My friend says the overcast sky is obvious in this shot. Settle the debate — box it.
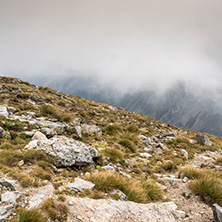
[0,0,222,92]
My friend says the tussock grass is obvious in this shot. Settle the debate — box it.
[85,171,163,203]
[106,125,122,135]
[189,176,222,205]
[180,167,222,205]
[126,124,139,133]
[41,198,68,221]
[19,209,46,222]
[101,147,124,162]
[41,104,72,123]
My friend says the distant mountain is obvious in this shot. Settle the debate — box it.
[27,75,222,136]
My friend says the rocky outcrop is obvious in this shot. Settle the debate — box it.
[25,135,100,167]
[196,134,212,146]
[66,197,176,222]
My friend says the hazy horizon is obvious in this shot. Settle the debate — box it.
[1,0,222,94]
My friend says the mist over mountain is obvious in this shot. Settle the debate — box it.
[25,75,222,137]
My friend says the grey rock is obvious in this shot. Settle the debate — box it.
[0,105,8,119]
[1,191,21,205]
[25,135,100,167]
[215,166,222,171]
[32,131,48,141]
[26,112,36,118]
[0,127,5,138]
[212,204,222,222]
[101,163,119,172]
[109,189,127,201]
[139,135,154,146]
[155,143,168,150]
[181,149,188,160]
[82,124,102,136]
[40,127,57,138]
[173,210,186,218]
[144,147,154,154]
[0,205,14,221]
[139,152,152,158]
[67,178,95,192]
[160,202,178,211]
[7,107,16,114]
[72,126,82,138]
[196,134,212,146]
[163,131,177,137]
[28,184,55,209]
[0,178,17,191]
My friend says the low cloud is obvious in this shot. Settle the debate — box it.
[1,0,222,95]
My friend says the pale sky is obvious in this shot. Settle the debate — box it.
[0,0,222,92]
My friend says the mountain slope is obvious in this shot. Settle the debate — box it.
[28,75,222,136]
[0,76,221,221]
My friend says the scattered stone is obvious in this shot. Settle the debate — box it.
[182,177,188,183]
[18,160,24,166]
[32,131,48,141]
[144,147,154,154]
[0,178,17,191]
[109,189,127,201]
[0,205,14,221]
[0,127,5,137]
[0,105,8,119]
[181,149,188,160]
[163,132,177,137]
[101,163,119,172]
[67,178,95,192]
[7,107,16,114]
[40,127,57,138]
[1,191,21,205]
[155,143,168,150]
[119,171,132,178]
[173,210,186,218]
[82,124,102,136]
[28,184,55,209]
[196,134,212,146]
[139,152,152,158]
[26,112,36,118]
[139,135,153,146]
[25,135,101,167]
[160,202,178,211]
[156,182,167,191]
[72,126,82,138]
[215,166,222,171]
[212,204,222,222]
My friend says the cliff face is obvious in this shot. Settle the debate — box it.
[0,76,221,222]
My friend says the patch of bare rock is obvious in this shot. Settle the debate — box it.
[66,197,176,222]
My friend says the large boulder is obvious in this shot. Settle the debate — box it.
[40,127,57,138]
[25,135,100,167]
[196,135,212,146]
[32,131,48,141]
[0,205,14,221]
